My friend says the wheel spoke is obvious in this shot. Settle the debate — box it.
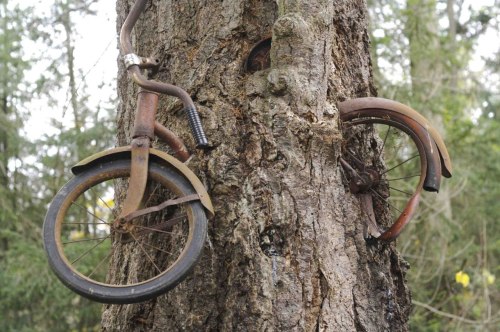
[71,201,110,225]
[382,174,421,182]
[63,236,110,244]
[87,251,113,278]
[71,235,111,264]
[389,186,414,196]
[91,187,114,214]
[343,131,357,144]
[128,231,162,274]
[370,188,403,214]
[376,126,391,160]
[63,222,110,226]
[346,150,366,170]
[380,154,419,175]
[142,241,175,256]
[143,183,162,207]
[134,224,177,235]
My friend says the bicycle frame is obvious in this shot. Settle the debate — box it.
[120,0,207,141]
[73,0,213,221]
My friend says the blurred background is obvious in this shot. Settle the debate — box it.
[0,0,498,330]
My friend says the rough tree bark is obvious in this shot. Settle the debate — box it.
[102,0,411,330]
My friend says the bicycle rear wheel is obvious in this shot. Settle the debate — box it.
[43,159,207,304]
[340,115,430,241]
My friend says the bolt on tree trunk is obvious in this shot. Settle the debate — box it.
[102,0,411,331]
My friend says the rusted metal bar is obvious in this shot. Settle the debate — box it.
[154,122,190,162]
[117,136,151,220]
[119,0,146,55]
[133,90,158,139]
[120,0,209,149]
[122,194,200,222]
[128,66,196,110]
[245,37,272,73]
[119,0,193,106]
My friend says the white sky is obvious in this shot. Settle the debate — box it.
[455,0,498,71]
[21,0,118,141]
[373,0,499,76]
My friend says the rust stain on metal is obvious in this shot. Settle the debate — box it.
[338,97,452,177]
[117,137,151,220]
[338,97,453,242]
[154,121,190,162]
[138,57,160,70]
[133,90,158,139]
[378,189,422,241]
[245,37,272,73]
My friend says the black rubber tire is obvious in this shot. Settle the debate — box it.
[43,159,207,304]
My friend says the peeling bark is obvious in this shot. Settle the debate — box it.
[102,0,411,331]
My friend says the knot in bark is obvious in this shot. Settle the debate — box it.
[273,13,309,40]
[267,69,293,95]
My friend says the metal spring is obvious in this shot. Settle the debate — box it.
[185,107,209,149]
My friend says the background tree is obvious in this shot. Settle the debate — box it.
[102,0,413,330]
[370,0,500,330]
[0,0,29,252]
[0,0,114,330]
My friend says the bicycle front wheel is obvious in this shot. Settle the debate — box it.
[43,159,207,304]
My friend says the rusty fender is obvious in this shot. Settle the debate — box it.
[71,146,214,218]
[338,97,452,178]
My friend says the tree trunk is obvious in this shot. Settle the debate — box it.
[405,0,453,221]
[102,0,411,330]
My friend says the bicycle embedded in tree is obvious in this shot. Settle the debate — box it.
[43,1,452,305]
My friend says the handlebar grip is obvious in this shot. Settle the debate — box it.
[185,106,209,149]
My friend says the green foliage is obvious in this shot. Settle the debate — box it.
[0,0,115,330]
[370,0,500,329]
[0,229,102,332]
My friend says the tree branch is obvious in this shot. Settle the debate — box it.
[413,300,500,325]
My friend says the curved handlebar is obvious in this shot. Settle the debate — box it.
[119,0,209,149]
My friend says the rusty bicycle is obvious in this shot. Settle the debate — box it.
[43,0,213,304]
[338,97,452,241]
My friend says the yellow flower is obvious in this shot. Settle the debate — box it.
[69,230,85,241]
[455,271,470,288]
[483,270,495,285]
[98,198,115,209]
